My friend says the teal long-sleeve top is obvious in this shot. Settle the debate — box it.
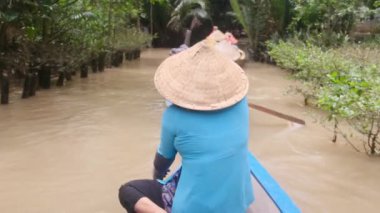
[158,97,254,213]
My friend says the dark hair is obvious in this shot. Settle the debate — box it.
[190,18,213,46]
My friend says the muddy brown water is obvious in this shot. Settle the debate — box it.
[0,49,379,213]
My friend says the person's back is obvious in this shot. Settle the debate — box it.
[118,40,253,213]
[160,98,253,212]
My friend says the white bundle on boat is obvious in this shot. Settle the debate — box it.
[169,44,189,55]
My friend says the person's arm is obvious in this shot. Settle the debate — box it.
[153,152,174,180]
[184,29,192,47]
[153,108,177,180]
[184,17,201,46]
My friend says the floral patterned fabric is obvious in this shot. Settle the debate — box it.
[161,169,182,213]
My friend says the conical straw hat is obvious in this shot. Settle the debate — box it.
[154,40,249,111]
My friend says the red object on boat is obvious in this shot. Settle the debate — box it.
[225,32,238,45]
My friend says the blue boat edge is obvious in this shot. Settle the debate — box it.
[248,152,301,213]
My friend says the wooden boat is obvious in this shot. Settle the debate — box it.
[162,152,300,213]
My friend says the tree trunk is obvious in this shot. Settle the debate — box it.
[133,49,138,59]
[118,51,123,65]
[98,52,106,72]
[91,58,98,73]
[332,119,338,143]
[80,64,88,78]
[22,73,32,98]
[65,71,72,81]
[0,24,9,51]
[150,2,154,36]
[29,72,38,96]
[136,49,141,59]
[112,52,118,66]
[126,51,133,61]
[1,72,9,104]
[56,71,65,87]
[38,66,51,89]
[370,127,379,155]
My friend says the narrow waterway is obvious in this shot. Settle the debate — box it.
[0,49,379,213]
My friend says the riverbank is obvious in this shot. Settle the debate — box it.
[0,49,379,212]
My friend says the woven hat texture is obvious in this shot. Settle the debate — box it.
[154,40,249,111]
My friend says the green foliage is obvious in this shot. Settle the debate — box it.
[230,0,289,60]
[268,39,380,155]
[289,0,358,33]
[113,27,153,50]
[375,0,380,8]
[0,0,151,72]
[230,0,270,48]
[288,0,380,47]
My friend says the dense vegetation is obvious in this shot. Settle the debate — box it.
[266,0,380,155]
[0,0,152,97]
[268,39,380,155]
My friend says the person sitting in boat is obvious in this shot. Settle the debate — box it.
[118,39,254,213]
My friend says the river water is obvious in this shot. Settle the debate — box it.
[0,49,379,213]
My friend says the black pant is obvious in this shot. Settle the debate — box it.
[118,179,164,213]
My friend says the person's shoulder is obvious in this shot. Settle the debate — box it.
[238,97,248,105]
[229,97,248,110]
[164,104,185,117]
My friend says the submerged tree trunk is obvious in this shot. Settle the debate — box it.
[98,52,106,72]
[126,51,132,61]
[80,63,88,78]
[29,72,38,96]
[118,50,123,65]
[332,118,338,143]
[112,51,123,66]
[56,71,65,87]
[136,49,141,59]
[91,58,98,73]
[369,123,379,155]
[65,71,72,81]
[1,72,9,104]
[38,66,51,89]
[22,73,32,98]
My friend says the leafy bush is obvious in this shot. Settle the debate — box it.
[333,38,380,66]
[0,0,149,75]
[289,0,358,33]
[268,39,380,155]
[113,28,153,51]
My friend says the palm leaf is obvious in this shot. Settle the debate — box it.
[167,0,208,31]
